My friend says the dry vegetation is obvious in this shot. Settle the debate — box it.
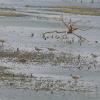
[51,6,100,16]
[0,66,96,92]
[0,10,27,17]
[0,49,98,70]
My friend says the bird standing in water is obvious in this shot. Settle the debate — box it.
[31,33,34,37]
[48,48,56,52]
[35,47,42,53]
[70,74,80,85]
[91,53,98,58]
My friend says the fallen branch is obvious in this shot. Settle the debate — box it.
[72,33,89,42]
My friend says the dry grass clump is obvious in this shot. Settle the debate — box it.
[14,51,80,67]
[0,66,96,92]
[0,50,98,70]
[0,65,32,82]
[16,51,45,63]
[0,51,18,58]
[0,50,83,63]
[0,50,68,64]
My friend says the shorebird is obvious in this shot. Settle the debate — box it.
[70,74,80,83]
[19,58,27,63]
[16,48,19,52]
[31,33,34,37]
[0,39,5,46]
[35,47,42,53]
[70,74,80,79]
[91,53,98,58]
[77,54,81,62]
[48,48,56,52]
[51,35,53,39]
[95,41,98,43]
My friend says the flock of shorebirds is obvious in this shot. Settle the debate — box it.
[0,31,98,87]
[30,33,57,53]
[34,46,81,84]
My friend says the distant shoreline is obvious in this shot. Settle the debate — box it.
[24,4,100,16]
[48,6,100,16]
[0,5,100,17]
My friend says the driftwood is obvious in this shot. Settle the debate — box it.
[42,16,92,42]
[42,30,89,42]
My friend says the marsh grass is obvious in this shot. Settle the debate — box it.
[0,49,98,70]
[0,66,33,86]
[0,51,18,58]
[0,67,96,92]
[0,10,27,17]
[51,6,100,16]
[0,50,72,63]
[0,7,16,11]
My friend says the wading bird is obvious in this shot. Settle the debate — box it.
[0,39,5,46]
[35,47,42,53]
[91,53,98,58]
[70,74,80,85]
[48,48,56,52]
[31,33,34,37]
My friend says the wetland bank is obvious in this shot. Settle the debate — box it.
[0,0,100,100]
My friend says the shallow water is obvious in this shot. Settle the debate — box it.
[0,0,100,8]
[0,87,100,100]
[0,14,100,54]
